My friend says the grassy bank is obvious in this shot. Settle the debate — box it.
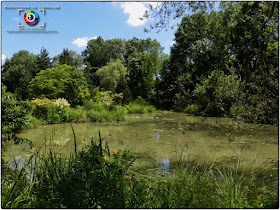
[126,97,157,114]
[2,131,278,208]
[24,99,157,128]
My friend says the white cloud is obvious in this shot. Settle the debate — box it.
[71,36,97,47]
[120,2,148,27]
[2,54,7,61]
[118,2,161,27]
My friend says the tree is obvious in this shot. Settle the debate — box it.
[1,84,33,149]
[57,48,73,66]
[82,37,126,86]
[224,1,279,124]
[83,37,126,69]
[192,70,242,117]
[36,47,52,70]
[125,38,163,101]
[2,50,39,99]
[143,2,215,32]
[96,59,128,93]
[29,64,89,105]
[160,10,228,109]
[54,49,84,69]
[157,1,278,124]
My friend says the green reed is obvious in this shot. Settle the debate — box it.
[2,128,278,208]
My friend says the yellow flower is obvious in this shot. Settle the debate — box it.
[45,155,49,159]
[112,150,118,155]
[102,156,109,162]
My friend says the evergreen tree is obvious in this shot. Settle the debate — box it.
[37,47,52,70]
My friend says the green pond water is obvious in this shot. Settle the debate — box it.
[5,112,278,169]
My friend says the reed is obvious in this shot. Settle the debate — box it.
[2,129,278,208]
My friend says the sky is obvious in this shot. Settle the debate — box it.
[1,1,181,63]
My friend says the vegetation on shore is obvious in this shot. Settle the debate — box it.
[2,132,278,209]
[2,2,278,126]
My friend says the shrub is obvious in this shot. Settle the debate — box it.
[193,70,242,117]
[1,85,33,148]
[126,96,156,114]
[66,108,87,123]
[31,97,71,124]
[29,64,89,105]
[184,104,200,115]
[83,100,107,111]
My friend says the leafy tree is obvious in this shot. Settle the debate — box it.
[156,2,278,124]
[192,70,242,117]
[96,60,131,104]
[125,38,163,101]
[36,47,52,70]
[1,84,33,150]
[54,49,84,69]
[82,37,126,86]
[29,64,89,105]
[56,48,73,66]
[155,54,172,109]
[143,2,215,32]
[2,50,39,99]
[161,11,228,109]
[222,1,279,124]
[82,37,163,102]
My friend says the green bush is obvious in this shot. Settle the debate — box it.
[65,108,87,123]
[184,104,200,115]
[29,64,89,105]
[83,100,107,111]
[1,85,33,148]
[23,116,42,129]
[86,107,126,122]
[127,97,156,114]
[193,70,242,117]
[31,97,71,124]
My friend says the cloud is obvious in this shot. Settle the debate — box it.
[71,36,97,47]
[2,54,7,61]
[118,2,161,27]
[120,2,149,27]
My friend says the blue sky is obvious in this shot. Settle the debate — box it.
[1,1,181,63]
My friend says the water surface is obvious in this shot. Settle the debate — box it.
[6,112,278,169]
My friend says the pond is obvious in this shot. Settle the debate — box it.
[5,112,278,170]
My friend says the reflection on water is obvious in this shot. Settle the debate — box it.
[159,158,170,173]
[6,112,279,170]
[153,129,162,142]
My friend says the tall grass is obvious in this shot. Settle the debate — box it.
[2,130,278,208]
[126,158,278,208]
[127,102,156,114]
[25,98,157,127]
[84,102,127,122]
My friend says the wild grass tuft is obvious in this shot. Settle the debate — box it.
[127,103,156,114]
